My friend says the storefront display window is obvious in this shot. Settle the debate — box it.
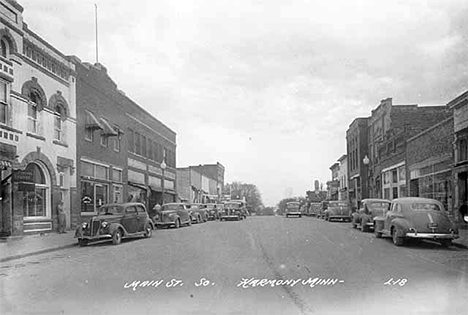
[22,163,49,218]
[81,181,108,213]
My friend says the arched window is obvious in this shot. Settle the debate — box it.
[23,162,50,218]
[460,138,468,162]
[0,39,8,58]
[28,92,40,133]
[54,104,64,141]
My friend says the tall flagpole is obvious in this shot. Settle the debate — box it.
[95,4,99,64]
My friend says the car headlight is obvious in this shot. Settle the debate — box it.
[82,222,88,229]
[101,221,108,228]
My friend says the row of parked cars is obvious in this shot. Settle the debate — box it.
[75,200,249,246]
[288,197,460,248]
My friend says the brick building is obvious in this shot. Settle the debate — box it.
[346,117,369,208]
[337,154,348,201]
[406,117,454,215]
[73,58,176,227]
[449,90,468,223]
[0,0,77,236]
[327,162,339,200]
[367,98,451,200]
[177,162,225,203]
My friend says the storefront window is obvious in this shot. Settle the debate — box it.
[128,185,146,204]
[399,167,406,182]
[81,181,108,213]
[392,169,398,183]
[22,163,49,218]
[384,188,390,200]
[392,187,398,199]
[113,185,123,203]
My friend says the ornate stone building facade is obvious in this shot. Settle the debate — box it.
[0,0,76,235]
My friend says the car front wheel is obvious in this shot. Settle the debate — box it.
[144,224,152,238]
[112,229,122,245]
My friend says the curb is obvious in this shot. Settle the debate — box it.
[0,243,77,263]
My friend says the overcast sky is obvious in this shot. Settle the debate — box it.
[20,0,468,206]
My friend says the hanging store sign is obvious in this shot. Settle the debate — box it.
[13,170,34,182]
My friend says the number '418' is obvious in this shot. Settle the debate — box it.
[384,278,407,286]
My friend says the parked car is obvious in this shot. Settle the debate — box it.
[202,203,223,220]
[220,201,246,221]
[374,197,459,247]
[75,202,154,246]
[351,199,391,232]
[153,203,192,229]
[285,201,302,218]
[186,203,208,223]
[317,200,329,219]
[308,202,321,217]
[324,201,352,222]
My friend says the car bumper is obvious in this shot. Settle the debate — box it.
[330,215,351,219]
[154,221,176,227]
[220,215,239,219]
[405,233,459,239]
[75,231,112,240]
[286,212,302,216]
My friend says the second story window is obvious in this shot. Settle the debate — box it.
[28,93,39,134]
[0,39,8,58]
[0,81,7,125]
[100,133,108,147]
[459,138,468,163]
[54,105,64,141]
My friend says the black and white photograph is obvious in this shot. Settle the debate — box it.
[0,0,467,314]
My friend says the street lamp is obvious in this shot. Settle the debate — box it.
[161,159,166,205]
[362,155,370,200]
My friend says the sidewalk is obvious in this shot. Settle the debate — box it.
[454,223,468,249]
[0,231,77,263]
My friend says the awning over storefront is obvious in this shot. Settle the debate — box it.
[0,160,12,169]
[100,118,118,136]
[128,182,148,191]
[85,111,103,130]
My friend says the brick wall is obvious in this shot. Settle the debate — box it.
[407,117,454,166]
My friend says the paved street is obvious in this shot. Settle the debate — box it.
[1,216,467,315]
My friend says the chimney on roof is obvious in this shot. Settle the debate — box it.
[94,62,107,74]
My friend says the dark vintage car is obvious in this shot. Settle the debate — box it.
[75,202,154,246]
[186,203,208,223]
[324,201,352,222]
[351,199,391,232]
[220,201,247,221]
[285,201,302,218]
[374,197,459,247]
[153,203,192,229]
[308,202,321,217]
[202,203,223,220]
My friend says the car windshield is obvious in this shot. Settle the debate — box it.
[287,204,300,210]
[98,205,124,215]
[368,202,390,210]
[411,203,441,211]
[330,202,349,207]
[225,203,241,209]
[162,204,180,211]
